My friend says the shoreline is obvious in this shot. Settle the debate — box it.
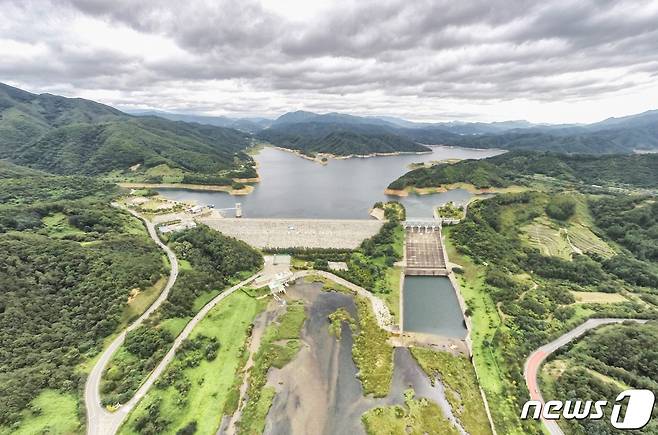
[269,145,433,164]
[385,183,526,197]
[117,182,254,196]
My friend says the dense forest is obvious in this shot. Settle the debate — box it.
[0,83,254,179]
[388,151,658,190]
[549,321,658,434]
[447,191,658,434]
[162,226,263,318]
[0,174,165,426]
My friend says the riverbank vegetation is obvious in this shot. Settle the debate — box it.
[236,300,306,434]
[411,348,493,435]
[352,298,394,397]
[119,291,266,435]
[0,174,165,432]
[101,225,263,405]
[361,389,459,435]
[542,321,658,434]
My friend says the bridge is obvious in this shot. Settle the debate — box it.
[403,218,441,231]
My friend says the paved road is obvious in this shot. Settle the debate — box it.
[85,206,260,434]
[85,207,180,435]
[524,318,648,435]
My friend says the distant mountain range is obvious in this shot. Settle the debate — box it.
[253,109,658,156]
[139,107,658,156]
[2,82,657,175]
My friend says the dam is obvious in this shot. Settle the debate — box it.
[199,217,383,249]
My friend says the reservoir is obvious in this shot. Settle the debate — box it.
[403,276,467,338]
[157,145,503,219]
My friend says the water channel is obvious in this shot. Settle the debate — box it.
[403,276,468,338]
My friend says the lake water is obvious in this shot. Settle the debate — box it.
[403,276,468,338]
[157,145,503,219]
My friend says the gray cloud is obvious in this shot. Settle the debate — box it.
[1,0,658,122]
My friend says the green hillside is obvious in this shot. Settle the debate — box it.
[388,151,658,190]
[257,121,431,156]
[0,83,253,177]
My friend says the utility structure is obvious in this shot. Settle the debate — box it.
[214,203,243,218]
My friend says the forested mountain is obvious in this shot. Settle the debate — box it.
[388,151,658,190]
[257,120,433,156]
[0,83,253,176]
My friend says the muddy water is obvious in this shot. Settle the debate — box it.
[263,281,466,435]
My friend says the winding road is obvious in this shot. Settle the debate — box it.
[523,318,648,435]
[84,206,260,435]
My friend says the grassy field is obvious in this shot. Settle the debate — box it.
[352,297,394,397]
[144,164,184,183]
[41,212,86,239]
[411,348,493,435]
[119,291,266,435]
[443,227,526,434]
[237,300,306,434]
[571,291,629,304]
[0,390,81,435]
[361,389,459,435]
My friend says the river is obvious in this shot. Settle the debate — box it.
[156,145,503,219]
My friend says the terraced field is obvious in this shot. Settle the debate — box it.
[522,216,614,260]
[521,218,572,259]
[567,224,615,258]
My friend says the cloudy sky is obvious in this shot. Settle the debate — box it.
[2,0,658,123]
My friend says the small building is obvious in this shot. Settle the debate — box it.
[328,261,348,271]
[188,205,204,214]
[159,220,197,234]
[268,271,294,294]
